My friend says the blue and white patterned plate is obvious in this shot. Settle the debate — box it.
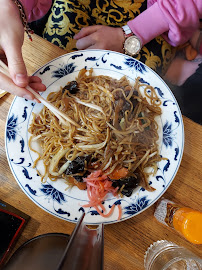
[5,50,184,224]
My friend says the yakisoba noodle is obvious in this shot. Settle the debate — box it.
[28,68,163,217]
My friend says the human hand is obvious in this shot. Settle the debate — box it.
[74,25,125,53]
[0,1,46,100]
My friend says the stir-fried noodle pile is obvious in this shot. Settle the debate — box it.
[29,69,163,200]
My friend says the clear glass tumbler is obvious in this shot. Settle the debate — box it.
[144,240,202,270]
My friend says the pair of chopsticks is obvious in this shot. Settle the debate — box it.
[0,60,78,127]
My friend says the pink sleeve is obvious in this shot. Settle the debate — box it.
[19,0,52,22]
[128,0,202,47]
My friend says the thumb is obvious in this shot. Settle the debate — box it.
[4,44,28,88]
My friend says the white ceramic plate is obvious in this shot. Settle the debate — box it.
[5,50,184,224]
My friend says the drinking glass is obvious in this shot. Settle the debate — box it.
[144,240,202,270]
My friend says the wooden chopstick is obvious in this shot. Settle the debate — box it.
[0,60,79,127]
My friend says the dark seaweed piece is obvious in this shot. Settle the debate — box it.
[73,171,89,183]
[65,156,91,175]
[112,175,141,197]
[130,96,138,110]
[120,100,131,118]
[114,89,139,121]
[133,90,138,97]
[129,90,139,111]
[62,81,79,94]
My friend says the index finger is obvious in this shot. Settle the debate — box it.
[74,25,102,40]
[3,43,28,88]
[0,71,34,100]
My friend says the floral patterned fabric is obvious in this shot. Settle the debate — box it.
[43,0,176,75]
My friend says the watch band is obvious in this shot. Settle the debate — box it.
[122,25,133,38]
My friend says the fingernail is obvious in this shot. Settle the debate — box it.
[23,94,33,100]
[16,74,27,84]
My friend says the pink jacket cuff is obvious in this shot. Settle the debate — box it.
[19,0,52,22]
[127,3,169,46]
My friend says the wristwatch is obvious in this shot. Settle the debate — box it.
[122,25,142,56]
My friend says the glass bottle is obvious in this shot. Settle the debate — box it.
[154,198,202,244]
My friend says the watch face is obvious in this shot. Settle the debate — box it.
[124,36,141,56]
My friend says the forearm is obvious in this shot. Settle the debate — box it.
[19,0,52,22]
